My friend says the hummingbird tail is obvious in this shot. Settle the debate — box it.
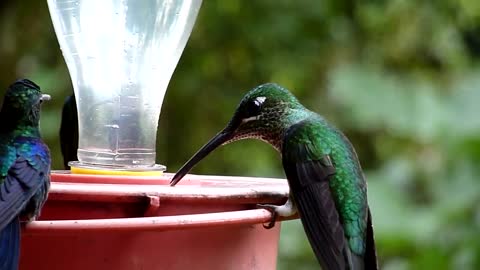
[347,208,378,270]
[364,208,378,269]
[0,217,21,270]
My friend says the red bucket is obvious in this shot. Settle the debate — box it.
[20,172,294,270]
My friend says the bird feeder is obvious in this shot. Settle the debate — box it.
[21,173,291,270]
[19,0,295,269]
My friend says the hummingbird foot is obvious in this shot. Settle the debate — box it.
[257,204,278,229]
[257,197,297,229]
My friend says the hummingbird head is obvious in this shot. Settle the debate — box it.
[170,83,309,186]
[223,83,305,146]
[1,79,50,131]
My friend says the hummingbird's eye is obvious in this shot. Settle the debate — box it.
[242,96,266,123]
[247,97,266,116]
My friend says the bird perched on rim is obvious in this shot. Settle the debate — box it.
[59,93,78,169]
[0,79,51,270]
[170,83,377,270]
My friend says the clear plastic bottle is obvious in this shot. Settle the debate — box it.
[47,0,202,168]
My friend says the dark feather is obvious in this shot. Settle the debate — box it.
[293,181,350,270]
[0,155,49,230]
[0,218,20,270]
[364,208,378,269]
[0,138,50,269]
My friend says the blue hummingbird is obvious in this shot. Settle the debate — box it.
[0,79,51,270]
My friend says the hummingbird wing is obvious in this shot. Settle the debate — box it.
[0,138,49,270]
[0,138,50,230]
[282,120,352,270]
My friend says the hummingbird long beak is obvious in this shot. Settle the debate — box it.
[170,128,234,186]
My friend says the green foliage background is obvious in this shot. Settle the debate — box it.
[1,1,480,269]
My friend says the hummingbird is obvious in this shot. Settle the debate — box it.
[59,93,78,169]
[170,83,377,270]
[0,79,51,270]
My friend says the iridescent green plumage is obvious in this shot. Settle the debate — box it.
[171,83,377,269]
[283,115,368,256]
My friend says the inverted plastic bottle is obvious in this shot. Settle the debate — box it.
[47,0,202,170]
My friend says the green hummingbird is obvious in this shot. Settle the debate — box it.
[170,83,377,270]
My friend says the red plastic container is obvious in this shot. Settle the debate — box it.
[20,172,295,270]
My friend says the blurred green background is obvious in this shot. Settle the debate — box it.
[1,0,480,269]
